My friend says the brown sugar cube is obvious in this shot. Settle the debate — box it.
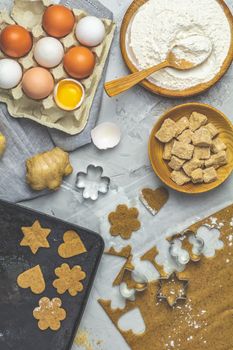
[192,127,212,147]
[163,140,175,160]
[205,151,228,169]
[193,146,211,160]
[175,116,189,136]
[191,168,204,184]
[203,167,218,183]
[206,123,219,138]
[170,170,191,186]
[168,156,186,171]
[183,158,204,177]
[189,111,208,131]
[171,141,194,160]
[211,138,227,154]
[177,129,194,144]
[155,118,177,143]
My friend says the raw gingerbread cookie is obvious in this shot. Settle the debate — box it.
[20,220,51,254]
[205,150,227,168]
[175,116,189,136]
[53,263,86,296]
[33,297,66,331]
[183,158,203,177]
[189,111,207,131]
[108,205,141,240]
[139,187,169,216]
[203,167,218,183]
[171,141,194,160]
[193,146,210,160]
[192,127,212,147]
[163,140,174,160]
[211,138,227,154]
[191,168,203,183]
[177,129,194,144]
[206,123,219,138]
[168,156,186,171]
[155,118,177,143]
[58,230,87,258]
[170,170,190,186]
[17,265,45,294]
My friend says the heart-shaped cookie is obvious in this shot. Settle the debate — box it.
[139,186,169,216]
[17,265,45,294]
[58,231,87,258]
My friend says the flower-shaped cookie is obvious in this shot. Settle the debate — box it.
[33,297,66,331]
[53,263,86,296]
[108,204,141,239]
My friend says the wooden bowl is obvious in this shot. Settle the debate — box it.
[149,103,233,194]
[120,0,233,98]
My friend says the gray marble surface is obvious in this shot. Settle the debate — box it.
[21,0,233,349]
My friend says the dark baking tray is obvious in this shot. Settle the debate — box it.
[0,199,104,350]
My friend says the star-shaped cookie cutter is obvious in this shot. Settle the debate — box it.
[157,272,188,307]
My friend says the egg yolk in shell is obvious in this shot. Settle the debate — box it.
[55,80,84,110]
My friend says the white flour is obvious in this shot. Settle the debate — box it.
[126,0,231,90]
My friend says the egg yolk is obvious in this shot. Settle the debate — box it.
[56,80,83,110]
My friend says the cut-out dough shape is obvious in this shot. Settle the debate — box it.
[140,246,168,277]
[20,220,51,254]
[58,230,87,258]
[53,263,86,296]
[157,273,188,307]
[17,265,45,294]
[118,308,146,335]
[139,187,169,216]
[33,297,66,331]
[99,204,233,350]
[105,245,132,258]
[113,255,134,286]
[108,205,141,240]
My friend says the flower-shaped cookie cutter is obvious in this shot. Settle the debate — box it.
[75,165,110,201]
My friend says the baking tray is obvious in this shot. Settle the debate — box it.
[0,199,104,350]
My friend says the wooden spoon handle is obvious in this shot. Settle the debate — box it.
[104,61,169,97]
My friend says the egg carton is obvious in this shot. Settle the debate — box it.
[0,0,115,135]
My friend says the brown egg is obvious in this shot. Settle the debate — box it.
[42,5,75,38]
[22,67,54,100]
[0,25,32,58]
[64,46,95,79]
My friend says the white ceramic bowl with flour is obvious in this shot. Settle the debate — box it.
[122,0,233,97]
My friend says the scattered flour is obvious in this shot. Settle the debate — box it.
[127,0,231,90]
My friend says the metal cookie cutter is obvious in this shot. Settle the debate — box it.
[75,165,110,201]
[119,269,148,302]
[157,272,188,307]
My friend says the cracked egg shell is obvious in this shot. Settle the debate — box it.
[91,122,121,150]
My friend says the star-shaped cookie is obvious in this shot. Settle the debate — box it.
[20,220,51,254]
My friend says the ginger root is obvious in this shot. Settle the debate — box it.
[26,147,73,191]
[0,133,6,158]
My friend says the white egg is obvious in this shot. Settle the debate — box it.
[91,122,121,150]
[76,16,106,47]
[34,37,64,68]
[0,59,23,89]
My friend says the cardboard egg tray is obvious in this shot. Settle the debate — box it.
[0,0,115,135]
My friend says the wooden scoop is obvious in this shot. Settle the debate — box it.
[104,52,198,97]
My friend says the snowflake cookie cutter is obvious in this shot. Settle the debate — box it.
[75,164,110,201]
[157,273,188,307]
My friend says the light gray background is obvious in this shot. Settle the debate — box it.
[19,0,233,349]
